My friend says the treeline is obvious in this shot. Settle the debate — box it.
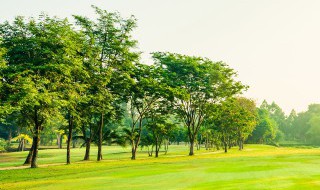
[0,6,316,169]
[249,100,320,146]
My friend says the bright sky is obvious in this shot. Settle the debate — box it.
[1,0,320,114]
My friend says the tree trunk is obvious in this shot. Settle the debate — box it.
[18,139,25,151]
[23,143,34,165]
[131,146,136,160]
[31,135,40,168]
[97,113,103,161]
[150,145,154,156]
[189,139,194,156]
[67,114,73,164]
[155,138,159,158]
[224,141,228,153]
[59,135,63,149]
[165,139,169,155]
[155,146,159,158]
[84,138,91,160]
[238,139,243,150]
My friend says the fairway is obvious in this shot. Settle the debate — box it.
[1,145,320,190]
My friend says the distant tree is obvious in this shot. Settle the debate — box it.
[285,109,297,140]
[306,115,320,145]
[247,108,277,144]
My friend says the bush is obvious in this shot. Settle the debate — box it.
[0,138,10,152]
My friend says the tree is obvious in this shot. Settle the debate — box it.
[152,52,245,155]
[125,64,169,160]
[146,113,176,157]
[306,115,320,145]
[0,15,82,168]
[74,6,138,161]
[234,97,257,150]
[285,109,297,140]
[247,108,277,144]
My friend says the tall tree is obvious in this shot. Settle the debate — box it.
[152,52,245,155]
[125,64,169,160]
[0,15,82,168]
[74,6,138,161]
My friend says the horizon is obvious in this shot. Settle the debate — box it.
[1,0,320,114]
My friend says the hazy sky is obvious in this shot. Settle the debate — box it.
[1,0,320,114]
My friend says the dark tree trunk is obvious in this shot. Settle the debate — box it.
[189,139,194,156]
[155,138,159,158]
[84,138,91,160]
[67,114,73,164]
[155,146,159,158]
[97,113,103,161]
[23,143,34,165]
[224,141,228,153]
[131,118,143,160]
[131,146,136,160]
[31,135,40,168]
[59,135,63,149]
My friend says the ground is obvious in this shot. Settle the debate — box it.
[1,144,320,189]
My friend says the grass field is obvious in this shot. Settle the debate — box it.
[1,144,320,189]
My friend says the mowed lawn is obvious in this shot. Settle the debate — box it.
[1,145,320,189]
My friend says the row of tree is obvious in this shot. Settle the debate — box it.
[3,6,317,169]
[0,6,246,168]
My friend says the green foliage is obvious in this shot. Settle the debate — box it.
[0,138,8,152]
[153,52,246,155]
[248,107,278,144]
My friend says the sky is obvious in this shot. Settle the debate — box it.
[1,0,320,114]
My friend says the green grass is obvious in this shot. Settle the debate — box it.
[1,144,320,189]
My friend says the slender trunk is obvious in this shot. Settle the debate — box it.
[224,141,228,153]
[131,146,136,160]
[97,113,103,161]
[57,134,61,149]
[147,146,151,156]
[238,139,243,150]
[131,118,143,160]
[67,113,73,164]
[23,143,34,165]
[189,139,194,156]
[19,139,25,151]
[31,135,40,168]
[8,128,12,144]
[151,145,154,156]
[59,135,63,149]
[84,138,91,160]
[155,138,159,158]
[155,146,159,158]
[165,139,169,155]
